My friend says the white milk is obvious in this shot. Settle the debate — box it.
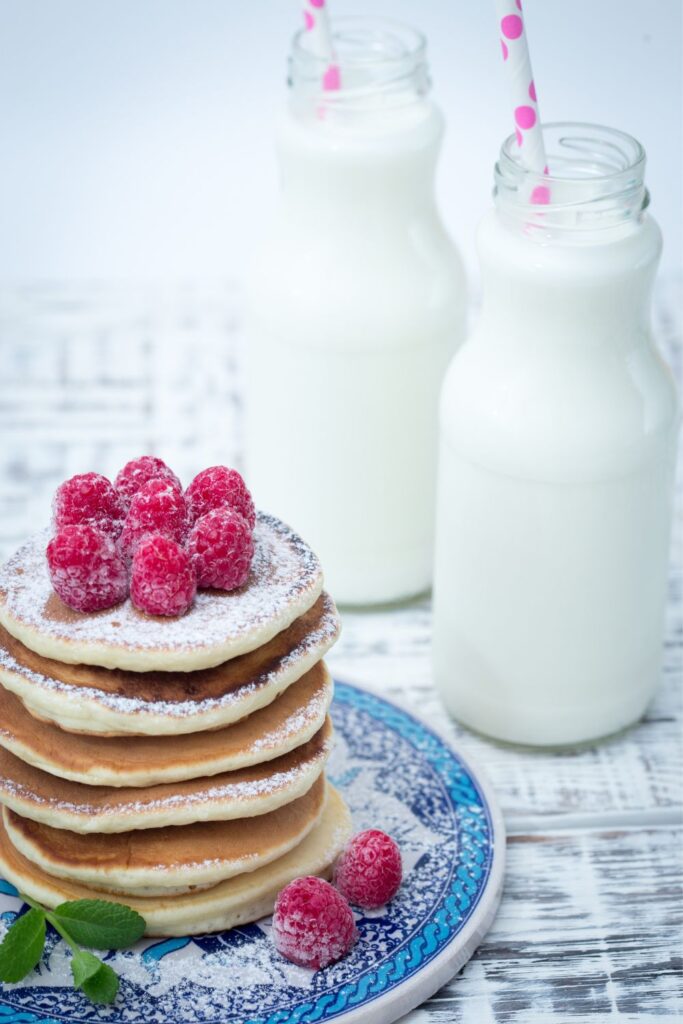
[433,124,679,746]
[245,19,466,604]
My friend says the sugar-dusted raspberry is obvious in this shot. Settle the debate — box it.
[46,525,128,613]
[120,479,190,561]
[130,535,196,617]
[53,473,126,539]
[185,466,255,529]
[188,508,254,591]
[272,876,357,969]
[114,456,181,510]
[333,830,402,909]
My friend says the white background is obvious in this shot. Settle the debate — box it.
[0,0,680,286]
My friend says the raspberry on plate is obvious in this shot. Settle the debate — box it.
[333,829,402,909]
[188,507,254,591]
[53,473,126,539]
[46,524,128,613]
[120,479,190,561]
[130,535,197,617]
[185,466,255,529]
[115,456,181,510]
[272,876,357,969]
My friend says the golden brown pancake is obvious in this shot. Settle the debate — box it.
[0,593,339,735]
[0,514,324,672]
[0,663,333,786]
[0,785,352,936]
[0,718,332,832]
[3,776,327,896]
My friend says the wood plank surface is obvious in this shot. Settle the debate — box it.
[406,826,682,1023]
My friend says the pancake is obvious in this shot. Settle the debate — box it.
[0,718,332,833]
[3,776,327,896]
[0,664,333,787]
[0,785,351,936]
[0,592,339,736]
[0,513,323,672]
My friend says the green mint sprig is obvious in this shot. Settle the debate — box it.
[0,895,145,1004]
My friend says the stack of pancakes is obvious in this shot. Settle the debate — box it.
[0,513,351,936]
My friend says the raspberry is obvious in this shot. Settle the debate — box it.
[272,876,357,969]
[114,456,181,510]
[130,535,197,617]
[185,466,255,530]
[188,508,254,591]
[53,473,125,539]
[120,479,190,561]
[46,525,128,613]
[333,830,402,909]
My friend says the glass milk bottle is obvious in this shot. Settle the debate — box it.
[245,18,466,605]
[433,124,679,746]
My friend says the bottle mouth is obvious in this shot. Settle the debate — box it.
[495,123,649,232]
[289,16,430,111]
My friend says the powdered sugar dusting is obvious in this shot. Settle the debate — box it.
[0,512,323,656]
[0,731,332,818]
[0,596,339,721]
[250,683,332,752]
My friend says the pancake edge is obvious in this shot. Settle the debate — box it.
[0,666,334,786]
[2,777,329,894]
[0,605,339,736]
[0,719,333,833]
[0,785,352,936]
[0,575,323,673]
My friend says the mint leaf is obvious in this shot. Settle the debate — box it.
[14,894,144,1006]
[0,907,46,982]
[71,950,119,1004]
[52,900,145,949]
[82,962,118,1004]
[71,949,102,986]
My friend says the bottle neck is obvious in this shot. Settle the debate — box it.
[277,103,442,219]
[281,16,440,220]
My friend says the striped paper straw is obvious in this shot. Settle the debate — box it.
[302,0,340,91]
[495,0,550,203]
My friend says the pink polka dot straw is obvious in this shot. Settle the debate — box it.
[302,0,340,91]
[495,0,549,197]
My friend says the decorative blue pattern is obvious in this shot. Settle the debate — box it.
[0,682,499,1024]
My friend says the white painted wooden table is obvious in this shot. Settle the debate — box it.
[0,279,680,1023]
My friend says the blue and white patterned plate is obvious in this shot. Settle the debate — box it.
[0,681,505,1024]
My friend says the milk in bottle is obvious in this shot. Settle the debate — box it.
[433,124,679,746]
[246,18,466,604]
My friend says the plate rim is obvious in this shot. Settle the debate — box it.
[325,676,506,1024]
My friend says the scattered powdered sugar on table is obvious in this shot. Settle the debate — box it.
[0,512,323,653]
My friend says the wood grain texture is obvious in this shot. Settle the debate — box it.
[407,826,682,1023]
[0,277,680,1021]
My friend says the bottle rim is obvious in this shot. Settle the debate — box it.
[289,16,430,109]
[495,122,649,231]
